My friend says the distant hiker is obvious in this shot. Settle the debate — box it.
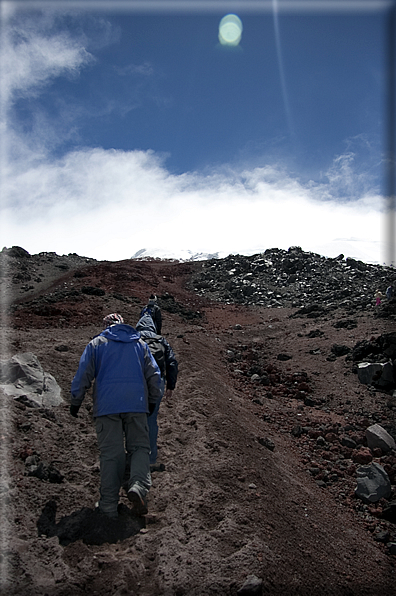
[375,289,384,306]
[386,285,393,300]
[70,312,162,518]
[140,294,162,334]
[136,312,178,471]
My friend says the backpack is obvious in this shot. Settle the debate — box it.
[140,305,154,318]
[144,336,166,377]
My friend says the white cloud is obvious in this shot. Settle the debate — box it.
[0,143,388,263]
[115,62,154,77]
[0,18,93,107]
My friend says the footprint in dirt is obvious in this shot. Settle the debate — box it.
[37,500,145,546]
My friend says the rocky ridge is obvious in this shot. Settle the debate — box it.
[190,246,396,315]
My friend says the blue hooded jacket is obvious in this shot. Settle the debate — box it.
[71,323,162,417]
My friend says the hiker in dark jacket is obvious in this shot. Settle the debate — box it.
[136,312,178,470]
[70,313,162,518]
[140,294,162,334]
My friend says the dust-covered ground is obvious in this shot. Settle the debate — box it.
[1,250,396,595]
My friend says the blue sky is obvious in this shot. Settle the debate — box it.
[0,0,395,263]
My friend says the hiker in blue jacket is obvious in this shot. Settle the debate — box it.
[70,313,162,518]
[136,312,178,471]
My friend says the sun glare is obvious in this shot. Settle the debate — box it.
[218,14,243,47]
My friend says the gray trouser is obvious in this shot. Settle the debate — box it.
[95,412,151,517]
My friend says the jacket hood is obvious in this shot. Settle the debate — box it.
[136,313,157,334]
[100,323,140,342]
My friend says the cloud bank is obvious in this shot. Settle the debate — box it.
[0,11,391,265]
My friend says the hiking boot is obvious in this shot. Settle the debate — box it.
[127,485,148,515]
[150,463,165,473]
[94,501,118,519]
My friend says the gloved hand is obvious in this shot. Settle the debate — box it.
[70,404,80,418]
[148,402,156,416]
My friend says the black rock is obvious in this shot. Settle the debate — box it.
[331,344,351,357]
[27,461,63,483]
[81,286,106,296]
[55,345,69,352]
[258,437,275,451]
[333,319,358,329]
[277,353,292,361]
[382,501,396,523]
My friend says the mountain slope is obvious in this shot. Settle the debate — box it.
[1,249,396,595]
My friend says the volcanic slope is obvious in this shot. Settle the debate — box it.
[1,247,396,596]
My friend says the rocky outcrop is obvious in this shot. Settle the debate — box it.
[0,246,96,301]
[0,352,63,407]
[190,246,395,315]
[349,332,396,363]
[348,332,396,391]
[357,362,395,389]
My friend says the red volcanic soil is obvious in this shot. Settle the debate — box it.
[1,254,396,595]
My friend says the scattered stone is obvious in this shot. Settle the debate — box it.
[331,344,351,357]
[355,462,392,503]
[291,425,303,437]
[308,467,321,476]
[258,437,275,451]
[387,392,396,409]
[54,345,69,352]
[252,398,264,406]
[341,436,357,449]
[304,396,316,407]
[373,531,390,543]
[26,458,63,483]
[365,424,396,453]
[81,286,105,296]
[306,329,324,338]
[277,353,292,361]
[382,501,396,523]
[159,293,203,321]
[352,447,373,465]
[387,543,396,555]
[333,319,358,330]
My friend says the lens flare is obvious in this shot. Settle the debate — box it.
[218,14,243,47]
